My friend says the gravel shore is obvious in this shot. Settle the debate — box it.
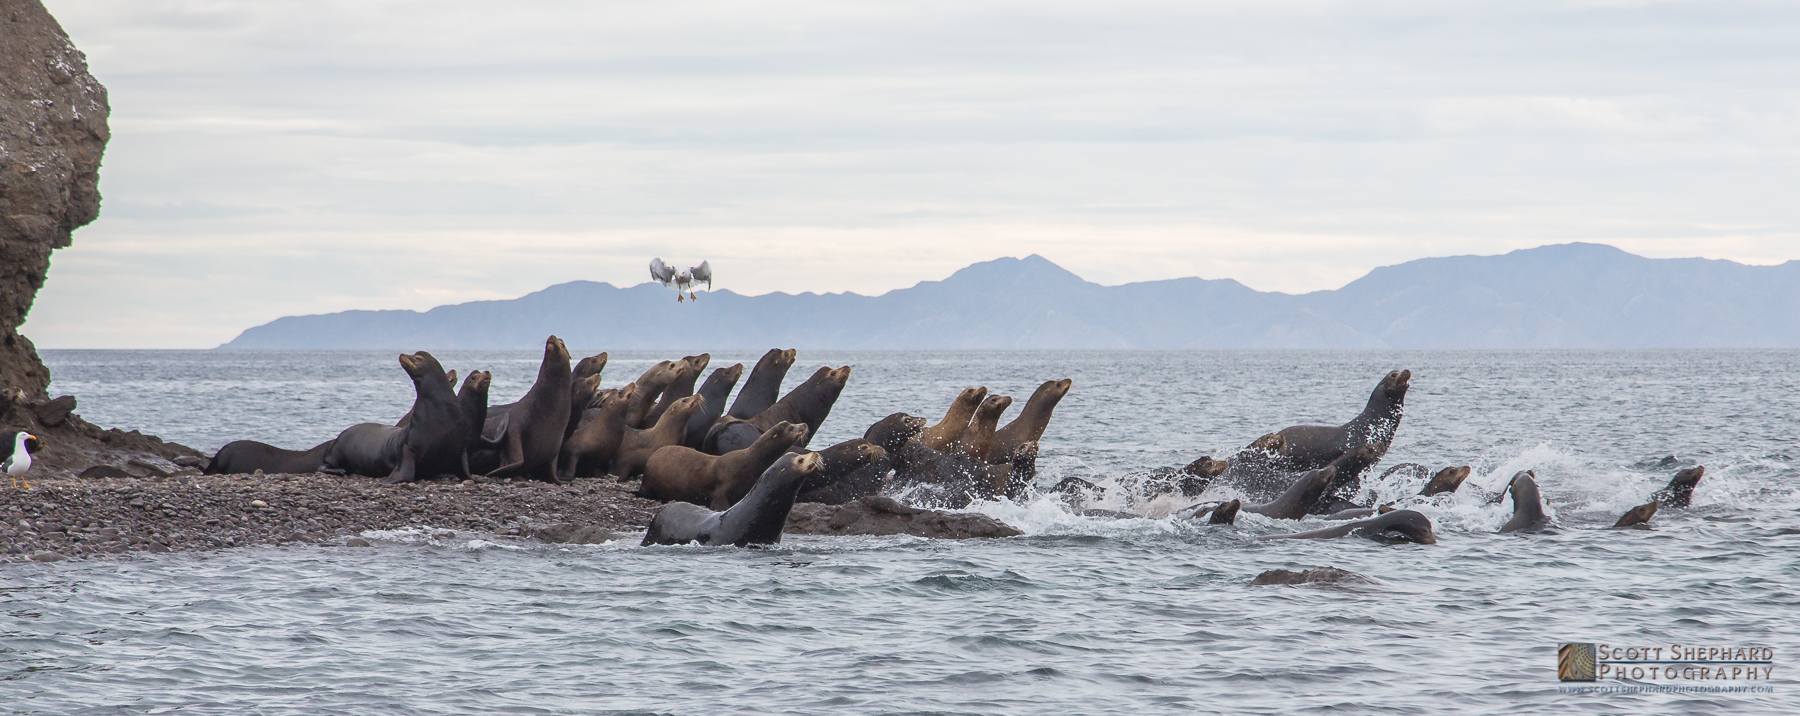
[0,472,663,563]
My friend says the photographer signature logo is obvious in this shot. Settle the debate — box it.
[1559,643,1774,683]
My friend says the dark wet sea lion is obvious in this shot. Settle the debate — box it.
[205,439,336,475]
[1499,470,1550,533]
[1378,463,1429,483]
[1262,509,1438,545]
[1323,507,1376,520]
[956,394,1013,461]
[395,367,462,427]
[1612,501,1659,528]
[322,423,409,478]
[726,348,797,420]
[338,351,472,483]
[1419,466,1472,496]
[918,387,987,452]
[988,378,1071,464]
[645,354,711,426]
[709,366,852,453]
[565,373,604,436]
[626,360,683,428]
[573,352,609,382]
[682,364,745,449]
[556,385,637,479]
[1218,433,1292,499]
[1209,499,1241,525]
[1309,445,1386,514]
[1243,467,1336,520]
[641,421,808,508]
[1652,466,1703,508]
[890,439,1038,507]
[1238,370,1409,482]
[641,452,822,547]
[864,412,927,454]
[794,439,888,505]
[485,336,573,481]
[610,395,705,479]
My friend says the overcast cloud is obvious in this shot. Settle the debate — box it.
[24,0,1800,347]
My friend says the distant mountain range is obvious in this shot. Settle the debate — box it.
[220,243,1800,349]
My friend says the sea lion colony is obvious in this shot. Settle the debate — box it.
[181,338,1699,548]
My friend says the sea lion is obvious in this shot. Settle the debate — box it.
[1419,466,1472,496]
[988,378,1071,463]
[325,351,473,483]
[1209,499,1241,525]
[889,439,1038,507]
[1651,466,1703,508]
[705,366,852,453]
[1498,470,1551,533]
[1377,463,1429,484]
[609,395,705,479]
[322,423,409,479]
[641,452,822,547]
[556,385,637,479]
[486,336,573,482]
[1612,501,1658,528]
[394,367,462,426]
[645,354,710,426]
[1262,509,1438,545]
[1173,456,1228,497]
[793,438,888,505]
[917,387,987,452]
[1309,444,1386,514]
[1218,433,1292,499]
[640,421,808,509]
[956,394,1013,461]
[864,412,928,454]
[573,352,609,382]
[205,439,336,475]
[1273,369,1409,469]
[726,348,797,420]
[682,364,744,449]
[1243,467,1336,520]
[566,373,604,435]
[458,370,492,446]
[626,360,684,428]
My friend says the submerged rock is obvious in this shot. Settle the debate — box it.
[530,523,621,545]
[785,496,1022,539]
[1250,566,1376,586]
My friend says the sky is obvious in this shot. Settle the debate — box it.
[23,0,1800,348]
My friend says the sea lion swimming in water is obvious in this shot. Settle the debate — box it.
[1261,509,1438,545]
[1611,501,1658,528]
[205,439,336,475]
[641,421,808,509]
[726,349,797,420]
[486,336,573,482]
[1498,470,1551,533]
[1420,466,1472,496]
[1189,467,1335,522]
[1222,371,1411,493]
[988,378,1071,464]
[1651,466,1703,508]
[917,387,987,452]
[641,452,822,547]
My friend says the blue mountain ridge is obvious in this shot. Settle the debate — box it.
[220,243,1800,349]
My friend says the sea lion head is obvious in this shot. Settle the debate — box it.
[1612,501,1659,529]
[789,450,823,476]
[397,351,446,382]
[715,362,745,385]
[865,413,927,452]
[825,365,852,388]
[574,352,609,381]
[1246,433,1286,453]
[545,335,570,362]
[1420,465,1471,496]
[1179,455,1228,479]
[1670,466,1704,490]
[1209,498,1240,525]
[976,394,1013,419]
[764,420,809,449]
[1361,510,1436,544]
[572,374,604,405]
[617,382,641,405]
[461,370,492,395]
[956,386,988,408]
[682,353,711,374]
[1374,369,1412,405]
[665,395,706,421]
[444,369,458,386]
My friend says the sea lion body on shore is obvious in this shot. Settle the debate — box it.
[1499,471,1551,533]
[610,395,705,479]
[726,348,797,420]
[641,452,822,547]
[645,354,710,426]
[1652,466,1704,508]
[917,387,986,452]
[321,423,409,478]
[1261,509,1438,544]
[487,336,573,482]
[327,351,472,483]
[205,439,337,475]
[988,378,1071,464]
[556,385,637,479]
[793,438,888,505]
[641,421,807,508]
[705,366,852,453]
[1612,501,1658,528]
[683,364,745,449]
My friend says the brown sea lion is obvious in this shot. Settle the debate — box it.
[1273,369,1409,469]
[1612,501,1658,528]
[726,348,797,420]
[641,421,808,509]
[1651,466,1703,508]
[1499,471,1550,533]
[988,378,1071,464]
[956,394,1013,461]
[1209,499,1241,525]
[486,336,573,482]
[573,352,609,382]
[645,354,711,426]
[556,385,637,479]
[705,366,852,453]
[626,360,684,428]
[917,387,987,452]
[1419,466,1472,496]
[683,364,745,449]
[609,395,705,479]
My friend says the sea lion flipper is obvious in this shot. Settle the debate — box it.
[384,446,418,485]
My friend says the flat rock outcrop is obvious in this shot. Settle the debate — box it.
[1250,566,1377,586]
[2,0,110,401]
[785,496,1023,539]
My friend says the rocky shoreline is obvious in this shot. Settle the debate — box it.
[1,471,1027,563]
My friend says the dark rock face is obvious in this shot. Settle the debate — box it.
[784,496,1023,539]
[1,0,110,401]
[1250,566,1377,586]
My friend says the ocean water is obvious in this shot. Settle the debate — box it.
[8,349,1799,714]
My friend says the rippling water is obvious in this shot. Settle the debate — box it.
[10,349,1800,714]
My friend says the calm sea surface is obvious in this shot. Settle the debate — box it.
[8,349,1799,714]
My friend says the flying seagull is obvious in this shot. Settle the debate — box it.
[648,258,713,301]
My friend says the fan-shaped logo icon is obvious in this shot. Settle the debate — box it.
[1559,643,1597,681]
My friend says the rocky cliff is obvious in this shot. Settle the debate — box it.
[1,0,109,401]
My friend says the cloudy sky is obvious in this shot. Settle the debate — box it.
[25,0,1800,348]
